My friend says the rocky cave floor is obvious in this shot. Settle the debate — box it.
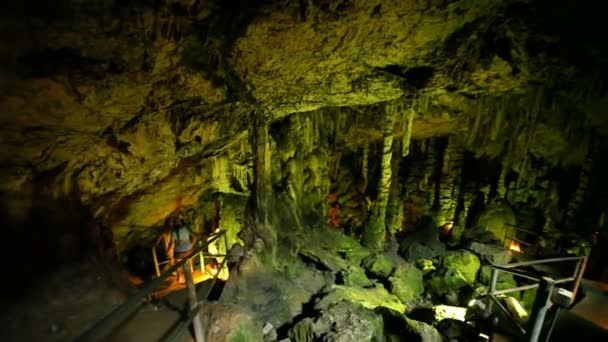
[1,222,552,342]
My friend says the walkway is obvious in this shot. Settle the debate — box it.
[549,279,608,342]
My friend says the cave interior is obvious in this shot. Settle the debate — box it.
[1,0,608,341]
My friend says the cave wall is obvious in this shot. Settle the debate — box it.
[1,0,608,261]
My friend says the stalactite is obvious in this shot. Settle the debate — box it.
[248,111,277,262]
[436,137,464,227]
[361,144,369,193]
[386,140,403,236]
[401,105,415,157]
[423,138,437,209]
[452,192,474,242]
[363,102,396,250]
[496,164,507,199]
[467,99,483,146]
[491,97,505,141]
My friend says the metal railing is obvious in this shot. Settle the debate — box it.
[487,255,588,342]
[76,230,229,342]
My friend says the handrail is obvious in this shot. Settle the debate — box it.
[76,230,227,342]
[164,256,229,342]
[487,255,588,342]
[497,256,584,269]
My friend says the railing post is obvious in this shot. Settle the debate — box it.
[526,276,555,342]
[571,256,587,300]
[184,258,205,342]
[486,268,499,315]
[152,247,161,277]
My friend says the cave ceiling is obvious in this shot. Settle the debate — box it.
[1,0,607,241]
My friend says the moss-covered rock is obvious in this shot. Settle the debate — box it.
[375,307,443,342]
[288,318,314,342]
[471,202,516,243]
[468,242,511,265]
[203,303,264,342]
[313,301,384,342]
[339,265,373,287]
[315,284,406,313]
[428,251,480,295]
[415,259,436,275]
[389,263,425,303]
[361,253,395,279]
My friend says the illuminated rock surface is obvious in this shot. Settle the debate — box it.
[1,1,608,341]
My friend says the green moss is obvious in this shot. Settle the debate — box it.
[428,251,480,295]
[289,319,314,342]
[340,265,373,287]
[361,253,395,278]
[389,263,425,303]
[316,284,406,313]
[415,259,436,275]
[226,319,263,342]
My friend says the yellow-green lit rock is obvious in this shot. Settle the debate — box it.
[428,251,480,295]
[315,284,406,314]
[339,265,373,288]
[361,253,395,279]
[389,263,425,303]
[416,259,437,275]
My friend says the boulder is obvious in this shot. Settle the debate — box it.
[338,265,373,287]
[376,307,443,342]
[468,242,511,265]
[361,253,395,279]
[428,251,480,295]
[313,301,384,342]
[315,284,406,313]
[401,242,439,262]
[288,319,314,342]
[470,201,516,243]
[436,318,477,342]
[415,259,436,275]
[389,263,425,303]
[203,303,264,342]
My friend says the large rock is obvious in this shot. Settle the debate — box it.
[401,242,447,262]
[338,265,373,288]
[203,303,264,342]
[315,284,406,313]
[312,301,384,342]
[468,242,511,265]
[389,263,425,304]
[376,307,443,342]
[470,201,517,243]
[428,251,481,295]
[436,318,477,342]
[361,253,395,279]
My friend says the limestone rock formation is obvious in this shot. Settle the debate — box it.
[389,263,425,304]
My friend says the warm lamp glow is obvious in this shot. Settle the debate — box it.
[441,221,454,234]
[509,240,522,253]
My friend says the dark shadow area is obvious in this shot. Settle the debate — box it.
[0,185,101,305]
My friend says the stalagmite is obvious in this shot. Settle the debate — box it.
[363,102,396,250]
[436,137,464,227]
